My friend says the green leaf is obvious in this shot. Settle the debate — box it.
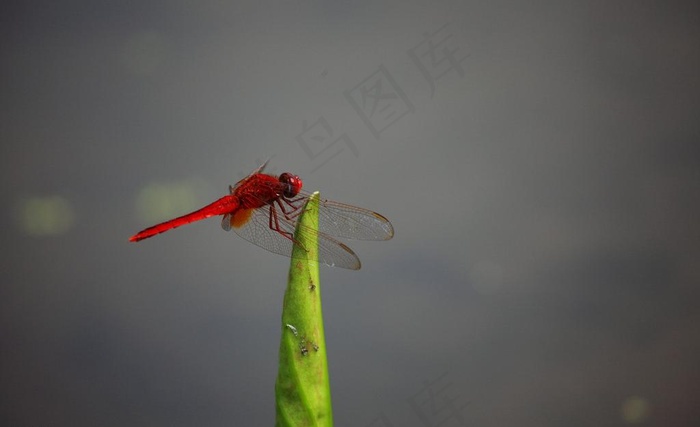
[275,192,333,427]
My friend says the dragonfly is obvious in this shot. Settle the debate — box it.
[129,161,394,269]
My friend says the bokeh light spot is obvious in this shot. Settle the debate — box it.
[135,181,201,224]
[16,195,76,236]
[621,396,651,424]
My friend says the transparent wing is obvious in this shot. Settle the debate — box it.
[312,193,394,241]
[229,159,271,194]
[222,205,362,270]
[231,163,393,240]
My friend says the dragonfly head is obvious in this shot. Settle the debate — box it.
[279,173,303,198]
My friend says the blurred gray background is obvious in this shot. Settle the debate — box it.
[2,1,699,426]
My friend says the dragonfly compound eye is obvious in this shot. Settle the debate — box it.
[279,173,302,198]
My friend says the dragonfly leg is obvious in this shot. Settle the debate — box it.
[268,205,294,241]
[277,197,305,221]
[268,205,308,251]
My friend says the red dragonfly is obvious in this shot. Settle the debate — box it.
[129,161,394,269]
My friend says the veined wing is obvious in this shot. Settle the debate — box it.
[311,193,394,241]
[222,204,362,270]
[229,159,271,194]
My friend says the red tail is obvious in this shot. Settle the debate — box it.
[130,195,239,242]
